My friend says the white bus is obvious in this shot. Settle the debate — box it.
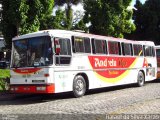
[10,30,157,97]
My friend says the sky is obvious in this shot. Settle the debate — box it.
[131,0,146,6]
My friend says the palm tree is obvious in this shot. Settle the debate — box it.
[55,0,82,29]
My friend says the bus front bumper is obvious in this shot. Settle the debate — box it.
[9,84,55,94]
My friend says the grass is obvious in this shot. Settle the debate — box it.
[0,69,10,91]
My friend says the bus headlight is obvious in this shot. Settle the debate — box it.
[10,87,18,91]
[10,87,14,91]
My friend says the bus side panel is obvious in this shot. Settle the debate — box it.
[87,56,156,89]
[53,55,157,93]
[54,71,74,93]
[53,55,95,93]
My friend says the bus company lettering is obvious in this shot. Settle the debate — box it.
[94,58,116,67]
[118,59,127,67]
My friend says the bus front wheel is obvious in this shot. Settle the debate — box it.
[73,75,86,98]
[137,71,145,87]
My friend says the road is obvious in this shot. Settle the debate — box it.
[0,80,160,120]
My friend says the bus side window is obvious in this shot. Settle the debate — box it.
[55,38,71,65]
[130,44,133,56]
[72,36,91,53]
[91,38,95,54]
[84,37,91,53]
[152,47,155,57]
[71,36,75,53]
[108,41,120,55]
[144,45,155,57]
[93,39,107,54]
[133,44,143,56]
[121,42,133,56]
[118,42,121,55]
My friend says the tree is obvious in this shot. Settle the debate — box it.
[1,0,28,48]
[52,8,66,29]
[55,0,82,30]
[130,0,160,45]
[41,8,66,30]
[39,0,55,30]
[83,0,135,38]
[21,0,54,33]
[1,0,54,49]
[0,0,2,35]
[73,20,88,32]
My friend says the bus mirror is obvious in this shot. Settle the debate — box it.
[54,38,60,54]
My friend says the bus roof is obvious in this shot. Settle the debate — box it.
[12,29,155,46]
[155,45,160,49]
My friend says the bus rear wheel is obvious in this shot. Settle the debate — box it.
[73,75,86,98]
[137,71,145,87]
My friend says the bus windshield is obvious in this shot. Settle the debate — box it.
[11,36,53,68]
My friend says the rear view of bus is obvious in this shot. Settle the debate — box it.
[156,46,160,79]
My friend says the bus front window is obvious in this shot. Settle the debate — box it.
[12,36,53,68]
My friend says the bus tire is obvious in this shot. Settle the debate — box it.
[137,71,145,87]
[73,75,86,98]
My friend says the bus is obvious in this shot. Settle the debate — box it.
[10,30,157,97]
[155,46,160,78]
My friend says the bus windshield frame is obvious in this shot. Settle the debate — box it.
[11,36,53,68]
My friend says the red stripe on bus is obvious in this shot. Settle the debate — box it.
[13,68,42,74]
[88,56,136,78]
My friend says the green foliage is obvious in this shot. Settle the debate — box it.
[39,0,55,30]
[40,8,66,30]
[1,0,28,48]
[55,0,82,30]
[0,69,10,79]
[0,78,8,91]
[83,0,135,38]
[52,8,66,29]
[0,69,10,91]
[55,0,82,6]
[73,20,88,32]
[129,0,160,45]
[1,0,54,49]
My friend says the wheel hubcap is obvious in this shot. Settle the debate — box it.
[76,80,84,92]
[139,74,144,84]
